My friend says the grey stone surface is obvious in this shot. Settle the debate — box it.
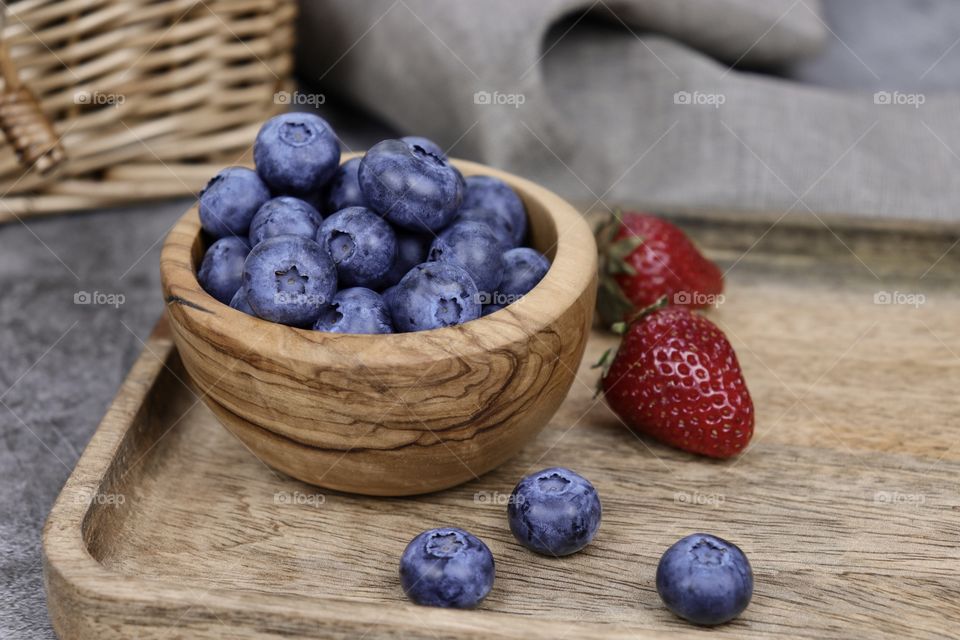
[0,200,189,637]
[3,1,960,638]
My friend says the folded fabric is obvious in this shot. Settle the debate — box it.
[300,0,959,221]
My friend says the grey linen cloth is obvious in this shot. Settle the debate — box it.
[299,0,959,221]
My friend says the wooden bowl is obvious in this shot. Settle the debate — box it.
[159,158,597,496]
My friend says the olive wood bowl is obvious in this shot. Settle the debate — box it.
[159,157,597,496]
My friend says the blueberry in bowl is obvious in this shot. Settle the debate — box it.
[196,236,250,305]
[428,221,505,295]
[242,235,337,327]
[388,262,481,332]
[316,206,397,288]
[253,112,340,196]
[248,196,323,246]
[160,150,596,496]
[313,287,393,335]
[198,167,270,239]
[358,139,463,232]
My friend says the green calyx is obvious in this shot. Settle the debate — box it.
[595,210,643,329]
[590,294,669,394]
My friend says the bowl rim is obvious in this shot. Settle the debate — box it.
[160,155,597,368]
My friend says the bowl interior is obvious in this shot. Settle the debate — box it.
[178,156,591,351]
[164,155,597,379]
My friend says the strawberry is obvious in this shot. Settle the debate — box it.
[596,212,723,326]
[598,305,753,458]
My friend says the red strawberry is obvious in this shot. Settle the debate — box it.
[596,212,723,326]
[598,305,753,458]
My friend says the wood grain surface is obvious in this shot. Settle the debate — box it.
[159,157,597,495]
[45,213,960,639]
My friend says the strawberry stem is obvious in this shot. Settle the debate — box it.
[622,295,669,326]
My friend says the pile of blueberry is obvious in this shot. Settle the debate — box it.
[400,466,753,627]
[196,112,551,333]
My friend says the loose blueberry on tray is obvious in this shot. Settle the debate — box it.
[507,466,602,556]
[399,527,495,608]
[656,533,753,626]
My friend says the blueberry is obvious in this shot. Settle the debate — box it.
[498,247,550,301]
[481,304,503,316]
[229,287,255,316]
[381,283,399,310]
[462,175,526,246]
[242,235,337,326]
[507,467,601,556]
[358,139,463,232]
[454,206,518,250]
[656,533,753,626]
[372,230,430,290]
[401,135,446,159]
[248,196,323,246]
[197,236,250,304]
[429,221,505,295]
[390,262,480,332]
[399,527,495,608]
[198,167,270,239]
[254,112,340,196]
[312,287,393,335]
[317,207,397,287]
[324,157,366,213]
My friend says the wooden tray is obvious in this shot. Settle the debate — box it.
[43,214,960,639]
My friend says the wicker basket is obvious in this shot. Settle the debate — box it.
[0,0,296,223]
